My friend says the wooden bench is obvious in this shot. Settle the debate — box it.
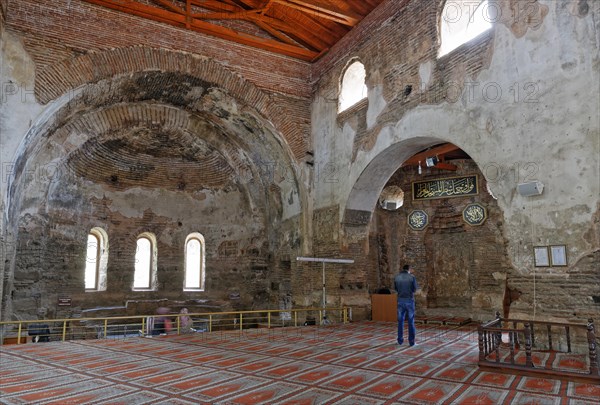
[1,336,28,345]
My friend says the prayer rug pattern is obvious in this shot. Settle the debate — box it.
[450,386,510,405]
[0,321,596,404]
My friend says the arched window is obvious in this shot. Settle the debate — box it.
[85,227,108,291]
[338,60,368,113]
[439,0,493,57]
[184,233,205,291]
[133,232,157,290]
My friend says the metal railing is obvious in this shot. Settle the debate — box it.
[0,307,350,345]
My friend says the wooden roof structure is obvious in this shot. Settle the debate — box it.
[402,143,472,171]
[82,0,385,61]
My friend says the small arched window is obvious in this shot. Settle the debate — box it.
[133,232,157,290]
[439,0,493,57]
[85,227,108,291]
[338,60,368,113]
[184,233,205,291]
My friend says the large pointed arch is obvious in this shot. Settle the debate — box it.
[343,137,448,229]
[1,50,311,319]
[6,71,307,227]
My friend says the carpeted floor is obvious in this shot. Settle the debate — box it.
[1,321,598,404]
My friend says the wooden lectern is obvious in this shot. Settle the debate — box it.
[371,293,397,322]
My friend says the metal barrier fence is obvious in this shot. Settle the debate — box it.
[0,307,350,344]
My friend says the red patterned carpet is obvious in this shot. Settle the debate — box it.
[1,322,598,404]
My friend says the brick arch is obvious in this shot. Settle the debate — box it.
[342,135,482,232]
[34,46,302,157]
[56,104,252,180]
[35,103,279,214]
[343,137,445,227]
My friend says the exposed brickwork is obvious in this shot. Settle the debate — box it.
[306,205,372,317]
[4,0,313,160]
[57,104,244,191]
[2,0,598,325]
[318,0,495,161]
[312,0,413,81]
[31,46,309,159]
[5,0,311,98]
[370,160,513,318]
[274,215,303,310]
[10,176,278,318]
[313,0,547,83]
[507,250,600,320]
[5,85,300,318]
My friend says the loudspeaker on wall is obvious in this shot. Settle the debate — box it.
[517,181,544,196]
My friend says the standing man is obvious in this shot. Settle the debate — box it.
[394,264,419,346]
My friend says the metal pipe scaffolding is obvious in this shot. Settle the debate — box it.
[296,257,355,319]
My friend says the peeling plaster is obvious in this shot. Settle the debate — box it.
[366,85,387,129]
[418,60,433,90]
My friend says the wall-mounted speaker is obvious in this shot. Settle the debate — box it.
[517,181,544,196]
[379,200,398,210]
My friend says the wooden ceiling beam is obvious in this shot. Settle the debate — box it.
[402,144,461,167]
[82,0,319,60]
[272,6,343,39]
[251,0,345,37]
[252,19,300,47]
[191,8,267,19]
[176,0,330,51]
[189,0,241,12]
[264,2,344,44]
[431,162,458,171]
[152,0,186,15]
[249,14,330,49]
[191,10,328,50]
[256,0,320,48]
[273,0,360,26]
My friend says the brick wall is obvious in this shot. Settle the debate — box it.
[370,160,512,318]
[11,173,277,319]
[313,0,494,134]
[5,0,311,98]
[4,0,313,160]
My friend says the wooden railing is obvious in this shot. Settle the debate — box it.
[478,312,599,382]
[0,307,350,345]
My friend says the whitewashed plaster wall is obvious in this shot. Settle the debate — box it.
[0,20,47,318]
[311,1,599,319]
[1,24,44,219]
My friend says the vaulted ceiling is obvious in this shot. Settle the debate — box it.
[82,0,385,61]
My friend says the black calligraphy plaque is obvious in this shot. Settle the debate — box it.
[412,175,478,200]
[462,203,487,226]
[408,210,428,230]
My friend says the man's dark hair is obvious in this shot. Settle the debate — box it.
[402,264,410,271]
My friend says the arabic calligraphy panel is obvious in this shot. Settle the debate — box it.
[412,175,478,200]
[408,210,428,230]
[462,203,487,226]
